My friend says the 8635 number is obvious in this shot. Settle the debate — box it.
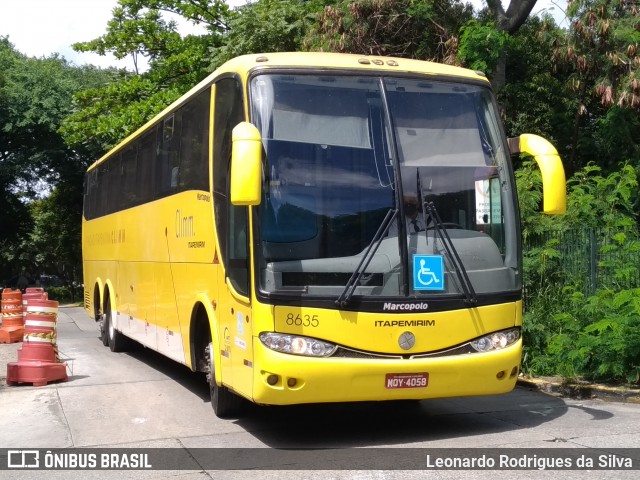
[286,313,319,327]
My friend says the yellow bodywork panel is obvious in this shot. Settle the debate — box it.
[232,301,522,405]
[252,339,522,404]
[83,190,219,367]
[274,302,517,354]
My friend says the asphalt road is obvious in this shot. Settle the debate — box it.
[0,307,639,479]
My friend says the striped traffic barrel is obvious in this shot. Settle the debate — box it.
[7,295,68,386]
[23,298,60,361]
[22,289,47,318]
[0,289,24,343]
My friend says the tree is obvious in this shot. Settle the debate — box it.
[0,38,31,268]
[72,0,230,74]
[497,17,572,141]
[63,0,227,154]
[485,0,538,91]
[304,0,473,63]
[0,38,111,282]
[211,0,327,67]
[544,0,640,172]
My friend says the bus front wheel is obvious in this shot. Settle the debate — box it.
[205,343,244,418]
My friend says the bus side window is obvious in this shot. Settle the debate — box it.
[178,90,210,192]
[137,127,157,204]
[158,114,180,194]
[121,145,138,208]
[84,169,98,220]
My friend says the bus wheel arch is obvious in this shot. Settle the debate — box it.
[190,302,214,374]
[189,297,244,418]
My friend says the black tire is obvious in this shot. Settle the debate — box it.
[95,290,108,346]
[207,344,244,418]
[105,296,129,352]
[99,309,109,347]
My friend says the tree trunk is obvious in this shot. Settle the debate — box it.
[486,0,538,92]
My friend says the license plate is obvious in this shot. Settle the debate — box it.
[385,373,429,389]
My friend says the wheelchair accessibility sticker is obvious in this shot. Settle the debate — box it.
[413,255,445,291]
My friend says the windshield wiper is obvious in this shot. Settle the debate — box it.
[335,208,398,308]
[422,200,478,306]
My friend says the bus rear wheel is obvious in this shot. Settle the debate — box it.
[105,296,129,352]
[205,343,244,418]
[95,289,108,346]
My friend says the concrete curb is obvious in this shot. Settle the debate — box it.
[517,376,640,404]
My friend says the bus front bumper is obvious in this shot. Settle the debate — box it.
[251,339,522,405]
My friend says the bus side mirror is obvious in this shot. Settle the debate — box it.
[508,134,567,215]
[231,122,262,206]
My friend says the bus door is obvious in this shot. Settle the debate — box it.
[212,76,254,399]
[216,203,252,398]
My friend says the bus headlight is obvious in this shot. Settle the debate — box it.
[260,332,337,357]
[470,328,520,353]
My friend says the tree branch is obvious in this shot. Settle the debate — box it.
[487,0,538,33]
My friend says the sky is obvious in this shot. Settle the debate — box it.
[0,0,568,71]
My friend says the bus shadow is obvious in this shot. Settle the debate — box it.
[125,345,211,403]
[232,391,570,448]
[122,345,570,448]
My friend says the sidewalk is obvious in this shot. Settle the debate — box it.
[517,376,640,404]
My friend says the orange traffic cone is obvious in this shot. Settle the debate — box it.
[0,289,24,343]
[6,297,68,386]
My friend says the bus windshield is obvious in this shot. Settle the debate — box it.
[250,73,520,302]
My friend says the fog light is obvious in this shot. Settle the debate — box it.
[287,378,297,388]
[267,374,279,386]
[510,366,519,377]
[496,370,505,379]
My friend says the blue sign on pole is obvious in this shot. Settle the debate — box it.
[412,255,445,291]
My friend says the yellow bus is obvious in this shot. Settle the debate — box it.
[82,52,566,417]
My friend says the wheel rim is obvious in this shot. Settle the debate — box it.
[106,304,114,341]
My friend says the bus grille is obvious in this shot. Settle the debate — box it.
[331,343,474,359]
[331,347,403,359]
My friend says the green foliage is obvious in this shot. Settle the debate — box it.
[533,288,640,384]
[541,0,640,172]
[211,0,326,68]
[497,17,572,143]
[61,73,184,154]
[72,0,229,75]
[62,1,226,154]
[304,0,473,63]
[457,21,509,74]
[561,0,640,110]
[519,160,640,383]
[45,286,83,304]
[518,161,637,238]
[0,38,110,282]
[117,0,231,33]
